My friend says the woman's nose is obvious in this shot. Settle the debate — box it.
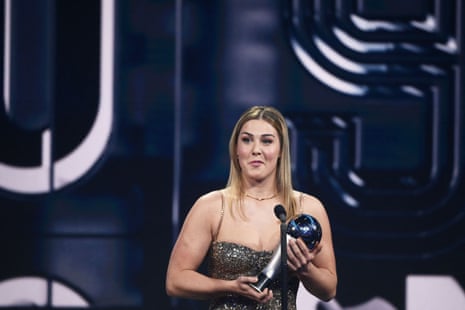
[252,142,261,154]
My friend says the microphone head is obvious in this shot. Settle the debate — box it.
[274,204,287,222]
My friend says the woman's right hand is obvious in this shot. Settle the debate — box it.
[231,276,274,303]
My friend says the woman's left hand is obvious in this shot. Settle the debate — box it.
[287,238,322,273]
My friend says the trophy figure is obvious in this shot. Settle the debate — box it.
[249,214,322,292]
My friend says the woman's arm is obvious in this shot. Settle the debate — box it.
[165,191,273,302]
[166,191,228,299]
[287,194,337,301]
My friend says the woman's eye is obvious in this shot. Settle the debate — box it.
[241,137,251,143]
[262,139,273,145]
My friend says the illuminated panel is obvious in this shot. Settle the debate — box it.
[0,277,89,307]
[0,0,114,194]
[284,0,465,258]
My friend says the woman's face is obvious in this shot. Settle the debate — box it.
[236,119,281,182]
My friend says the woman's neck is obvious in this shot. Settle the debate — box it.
[242,181,277,201]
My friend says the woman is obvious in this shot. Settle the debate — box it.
[166,106,337,309]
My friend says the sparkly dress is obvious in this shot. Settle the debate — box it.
[207,241,299,309]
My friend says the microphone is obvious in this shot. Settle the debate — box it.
[249,237,287,292]
[249,205,287,293]
[249,212,322,293]
[273,205,289,309]
[274,204,287,222]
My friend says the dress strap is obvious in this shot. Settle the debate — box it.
[213,191,225,241]
[299,192,304,214]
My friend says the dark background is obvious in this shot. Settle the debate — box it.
[0,0,464,309]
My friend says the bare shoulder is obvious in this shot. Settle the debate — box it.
[188,189,225,220]
[294,190,327,217]
[195,189,224,207]
[178,189,225,240]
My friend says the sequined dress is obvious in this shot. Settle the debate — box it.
[208,241,299,309]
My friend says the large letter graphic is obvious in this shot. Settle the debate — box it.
[284,0,465,259]
[0,0,114,195]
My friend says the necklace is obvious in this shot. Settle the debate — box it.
[245,193,277,201]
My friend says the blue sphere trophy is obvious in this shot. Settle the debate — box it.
[249,214,322,292]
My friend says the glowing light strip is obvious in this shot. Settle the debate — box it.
[0,1,50,193]
[333,27,394,53]
[172,0,183,238]
[3,0,10,112]
[314,36,367,74]
[0,134,50,193]
[0,277,89,307]
[53,0,114,189]
[290,37,368,96]
[351,14,404,32]
[411,15,436,32]
[0,1,115,194]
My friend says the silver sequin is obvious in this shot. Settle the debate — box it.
[208,241,298,310]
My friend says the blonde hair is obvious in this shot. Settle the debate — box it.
[225,106,297,220]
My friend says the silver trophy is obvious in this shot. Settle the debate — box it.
[249,214,322,292]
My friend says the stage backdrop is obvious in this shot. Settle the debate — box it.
[0,1,464,310]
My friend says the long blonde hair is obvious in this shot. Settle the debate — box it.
[225,106,297,220]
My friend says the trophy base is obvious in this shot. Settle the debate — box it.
[249,273,272,293]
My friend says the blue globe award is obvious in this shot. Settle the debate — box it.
[249,214,322,292]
